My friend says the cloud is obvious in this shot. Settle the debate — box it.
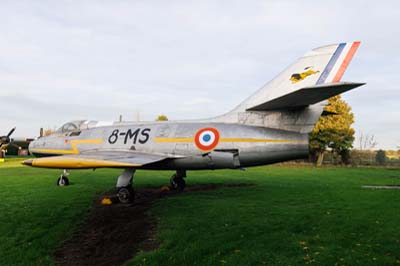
[0,0,399,149]
[183,97,215,106]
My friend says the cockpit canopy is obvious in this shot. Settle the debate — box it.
[56,120,86,133]
[55,120,113,134]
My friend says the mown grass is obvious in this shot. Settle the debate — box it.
[1,159,400,265]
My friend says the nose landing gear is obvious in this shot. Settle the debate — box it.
[57,169,70,186]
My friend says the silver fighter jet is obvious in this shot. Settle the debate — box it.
[23,42,365,203]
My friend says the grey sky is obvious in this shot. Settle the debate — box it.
[1,0,399,149]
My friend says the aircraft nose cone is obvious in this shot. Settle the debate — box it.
[28,139,39,155]
[22,159,33,166]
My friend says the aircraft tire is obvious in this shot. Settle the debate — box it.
[57,176,69,186]
[117,186,135,204]
[170,175,186,192]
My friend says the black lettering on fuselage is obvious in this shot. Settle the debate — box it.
[108,128,151,145]
[124,128,140,144]
[108,129,119,144]
[139,128,150,144]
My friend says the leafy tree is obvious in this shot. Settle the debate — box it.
[375,150,387,165]
[309,96,355,166]
[156,115,168,121]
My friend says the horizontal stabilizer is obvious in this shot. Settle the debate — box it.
[246,82,365,111]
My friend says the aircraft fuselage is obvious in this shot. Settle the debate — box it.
[29,122,309,170]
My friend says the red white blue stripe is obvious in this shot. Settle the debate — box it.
[317,41,361,84]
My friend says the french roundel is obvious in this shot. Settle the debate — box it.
[194,128,220,151]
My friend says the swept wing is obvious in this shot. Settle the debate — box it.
[23,150,170,169]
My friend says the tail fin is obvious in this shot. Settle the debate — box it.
[212,42,364,133]
[233,42,361,112]
[316,42,361,84]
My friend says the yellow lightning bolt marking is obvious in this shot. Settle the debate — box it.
[30,139,103,155]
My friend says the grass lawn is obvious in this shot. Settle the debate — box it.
[1,158,400,265]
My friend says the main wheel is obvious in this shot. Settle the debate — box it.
[117,186,135,204]
[57,176,69,186]
[170,174,186,191]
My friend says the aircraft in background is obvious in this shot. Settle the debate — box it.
[0,128,17,151]
[22,42,365,203]
[0,128,34,160]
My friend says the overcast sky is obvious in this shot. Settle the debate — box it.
[1,0,399,149]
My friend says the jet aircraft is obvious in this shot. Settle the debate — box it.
[22,42,365,203]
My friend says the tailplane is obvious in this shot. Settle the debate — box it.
[247,82,365,111]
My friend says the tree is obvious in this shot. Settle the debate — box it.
[375,150,387,165]
[43,128,54,136]
[309,96,355,166]
[156,115,168,121]
[358,133,377,150]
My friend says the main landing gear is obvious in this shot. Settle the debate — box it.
[57,169,70,186]
[55,168,188,204]
[170,170,186,192]
[116,168,136,204]
[115,169,187,204]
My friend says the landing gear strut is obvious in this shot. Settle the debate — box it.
[57,169,70,186]
[170,170,186,191]
[116,168,136,204]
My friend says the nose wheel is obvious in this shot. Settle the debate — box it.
[57,170,70,186]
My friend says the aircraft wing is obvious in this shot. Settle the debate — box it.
[246,82,365,111]
[23,150,171,169]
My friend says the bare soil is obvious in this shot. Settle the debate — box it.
[54,183,253,266]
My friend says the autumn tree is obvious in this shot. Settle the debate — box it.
[43,128,54,136]
[309,96,355,166]
[156,115,168,121]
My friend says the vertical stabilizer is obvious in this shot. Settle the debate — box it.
[233,42,361,112]
[210,42,362,133]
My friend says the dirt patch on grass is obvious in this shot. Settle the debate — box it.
[54,183,254,266]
